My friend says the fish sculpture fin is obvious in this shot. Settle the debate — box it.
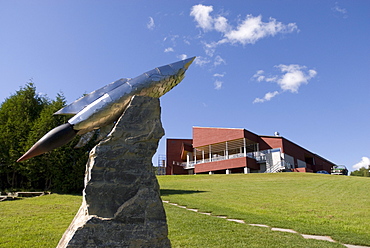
[74,130,96,148]
[74,122,116,148]
[54,78,131,115]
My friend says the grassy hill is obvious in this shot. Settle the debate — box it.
[158,173,370,247]
[0,173,368,247]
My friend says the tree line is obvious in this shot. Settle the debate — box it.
[0,83,95,193]
[350,167,370,177]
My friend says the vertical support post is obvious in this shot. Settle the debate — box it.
[209,144,212,162]
[244,167,250,174]
[243,138,247,157]
[225,141,228,159]
[193,148,196,165]
[226,169,230,174]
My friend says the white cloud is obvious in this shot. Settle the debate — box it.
[214,16,230,33]
[163,34,192,54]
[213,73,225,90]
[352,157,370,170]
[177,54,188,60]
[194,56,211,66]
[252,64,317,103]
[256,75,265,82]
[214,80,223,90]
[275,64,317,93]
[164,47,174,53]
[213,73,224,77]
[222,16,298,45]
[190,4,214,31]
[202,41,217,57]
[163,35,180,47]
[265,76,278,82]
[147,16,155,30]
[190,4,298,51]
[183,39,191,45]
[253,91,279,103]
[252,70,265,82]
[214,55,226,67]
[332,3,347,14]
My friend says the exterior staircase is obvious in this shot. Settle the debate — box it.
[265,161,287,173]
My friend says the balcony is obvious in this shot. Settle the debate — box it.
[181,148,281,170]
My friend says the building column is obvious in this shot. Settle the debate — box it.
[225,141,229,159]
[244,167,250,174]
[209,145,212,162]
[226,169,230,174]
[194,148,196,164]
[209,171,214,175]
[243,138,247,157]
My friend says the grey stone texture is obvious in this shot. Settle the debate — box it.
[57,96,171,248]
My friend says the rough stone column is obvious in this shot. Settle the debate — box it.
[57,96,171,248]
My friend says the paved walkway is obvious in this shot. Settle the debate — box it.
[163,200,370,248]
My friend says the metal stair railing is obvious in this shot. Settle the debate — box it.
[265,161,286,173]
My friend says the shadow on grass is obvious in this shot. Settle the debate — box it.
[0,197,22,202]
[160,189,207,196]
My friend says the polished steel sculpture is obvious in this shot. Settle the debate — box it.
[17,57,195,162]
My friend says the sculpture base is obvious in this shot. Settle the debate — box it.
[57,96,171,248]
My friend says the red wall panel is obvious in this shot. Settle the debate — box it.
[194,157,259,173]
[166,139,192,175]
[193,127,245,147]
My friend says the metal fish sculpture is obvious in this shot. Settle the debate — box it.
[17,57,195,162]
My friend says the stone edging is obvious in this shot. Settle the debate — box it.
[163,200,369,248]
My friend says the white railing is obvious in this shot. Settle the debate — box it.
[181,148,281,169]
[265,160,290,173]
[182,161,196,169]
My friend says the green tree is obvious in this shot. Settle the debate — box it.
[20,92,94,193]
[0,83,46,190]
[23,93,68,190]
[0,84,95,193]
[350,167,370,177]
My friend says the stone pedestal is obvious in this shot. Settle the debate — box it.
[57,96,171,248]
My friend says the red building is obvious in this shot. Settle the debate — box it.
[166,127,337,175]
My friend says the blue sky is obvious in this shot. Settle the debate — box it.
[1,1,369,171]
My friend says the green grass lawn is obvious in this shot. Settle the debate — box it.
[165,202,343,248]
[0,194,80,248]
[158,173,370,247]
[0,173,368,247]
